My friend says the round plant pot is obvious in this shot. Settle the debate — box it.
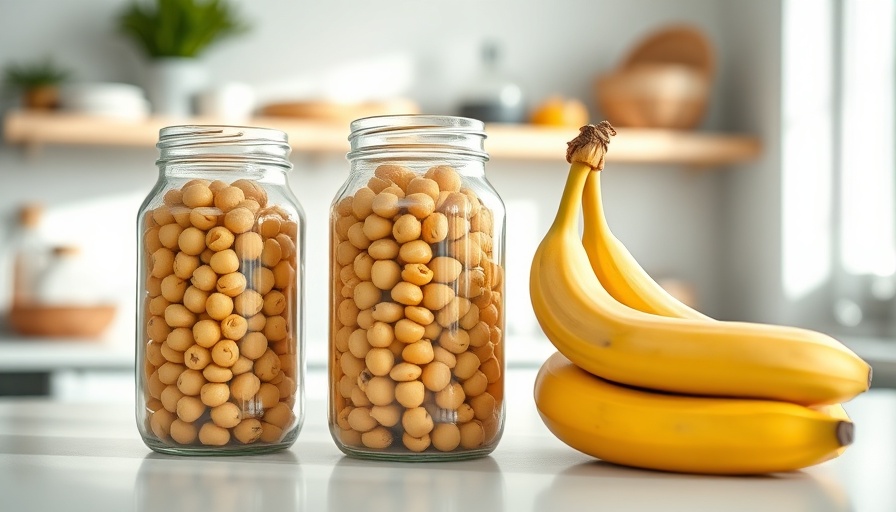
[144,57,208,118]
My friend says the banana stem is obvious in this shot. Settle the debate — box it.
[550,123,617,235]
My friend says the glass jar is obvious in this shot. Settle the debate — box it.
[328,115,506,460]
[136,125,305,455]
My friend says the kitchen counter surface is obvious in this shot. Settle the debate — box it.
[0,369,892,512]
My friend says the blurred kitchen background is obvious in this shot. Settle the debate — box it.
[1,0,895,400]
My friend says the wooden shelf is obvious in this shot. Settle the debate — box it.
[3,110,761,166]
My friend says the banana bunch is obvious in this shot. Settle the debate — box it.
[530,123,871,474]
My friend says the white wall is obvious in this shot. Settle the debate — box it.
[0,0,768,364]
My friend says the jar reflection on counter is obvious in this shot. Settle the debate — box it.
[329,115,506,460]
[136,125,305,455]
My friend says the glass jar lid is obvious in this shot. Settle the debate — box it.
[347,115,488,161]
[157,125,292,169]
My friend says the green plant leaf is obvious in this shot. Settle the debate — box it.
[118,0,250,59]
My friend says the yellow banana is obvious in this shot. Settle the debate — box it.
[581,160,855,423]
[529,124,871,405]
[581,170,710,320]
[534,352,853,475]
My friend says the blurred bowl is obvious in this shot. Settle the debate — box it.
[594,63,709,130]
[9,304,116,339]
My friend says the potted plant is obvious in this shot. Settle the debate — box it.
[3,58,71,110]
[117,0,249,117]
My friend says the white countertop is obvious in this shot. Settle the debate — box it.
[0,369,893,512]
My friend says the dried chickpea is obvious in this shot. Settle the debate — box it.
[231,372,262,401]
[152,206,176,226]
[402,407,434,438]
[353,281,382,310]
[394,318,425,344]
[151,248,176,278]
[347,407,377,432]
[209,249,239,274]
[160,385,185,413]
[371,260,402,290]
[370,302,403,323]
[198,423,230,446]
[399,240,432,264]
[216,272,247,298]
[149,296,170,317]
[234,289,264,317]
[214,186,245,212]
[203,363,233,384]
[246,312,267,332]
[394,380,425,408]
[231,355,254,375]
[172,206,193,228]
[176,227,205,256]
[356,308,375,330]
[468,322,490,348]
[254,349,281,381]
[390,282,422,306]
[205,293,234,320]
[340,352,365,380]
[351,187,376,219]
[454,352,481,380]
[433,346,457,368]
[347,222,371,250]
[403,432,431,452]
[392,214,422,244]
[405,193,436,219]
[459,305,480,330]
[440,192,473,219]
[438,329,470,354]
[264,315,288,341]
[366,322,394,348]
[367,239,399,260]
[401,263,433,286]
[163,188,183,206]
[164,304,196,328]
[480,356,501,384]
[421,361,451,392]
[211,339,240,367]
[402,340,434,365]
[264,403,295,429]
[425,165,461,192]
[158,223,184,249]
[150,409,176,439]
[182,183,214,208]
[261,238,283,268]
[169,419,198,444]
[146,314,171,341]
[431,423,461,452]
[369,404,402,428]
[176,369,206,395]
[365,348,394,377]
[221,314,248,340]
[251,267,276,295]
[362,426,394,449]
[189,207,219,230]
[239,332,268,360]
[372,192,400,218]
[389,362,422,382]
[362,215,393,242]
[173,253,200,281]
[200,382,230,407]
[191,265,218,292]
[231,179,268,207]
[435,382,466,410]
[224,207,255,234]
[469,392,496,421]
[199,248,214,264]
[407,177,440,201]
[184,286,209,315]
[211,402,242,429]
[176,395,206,422]
[364,376,396,406]
[233,418,263,444]
[348,329,371,358]
[421,213,448,244]
[146,341,166,366]
[420,283,454,311]
[184,344,212,370]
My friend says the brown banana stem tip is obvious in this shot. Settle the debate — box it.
[836,421,854,447]
[566,121,617,170]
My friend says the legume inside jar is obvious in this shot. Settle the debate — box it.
[136,125,305,455]
[329,115,506,461]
